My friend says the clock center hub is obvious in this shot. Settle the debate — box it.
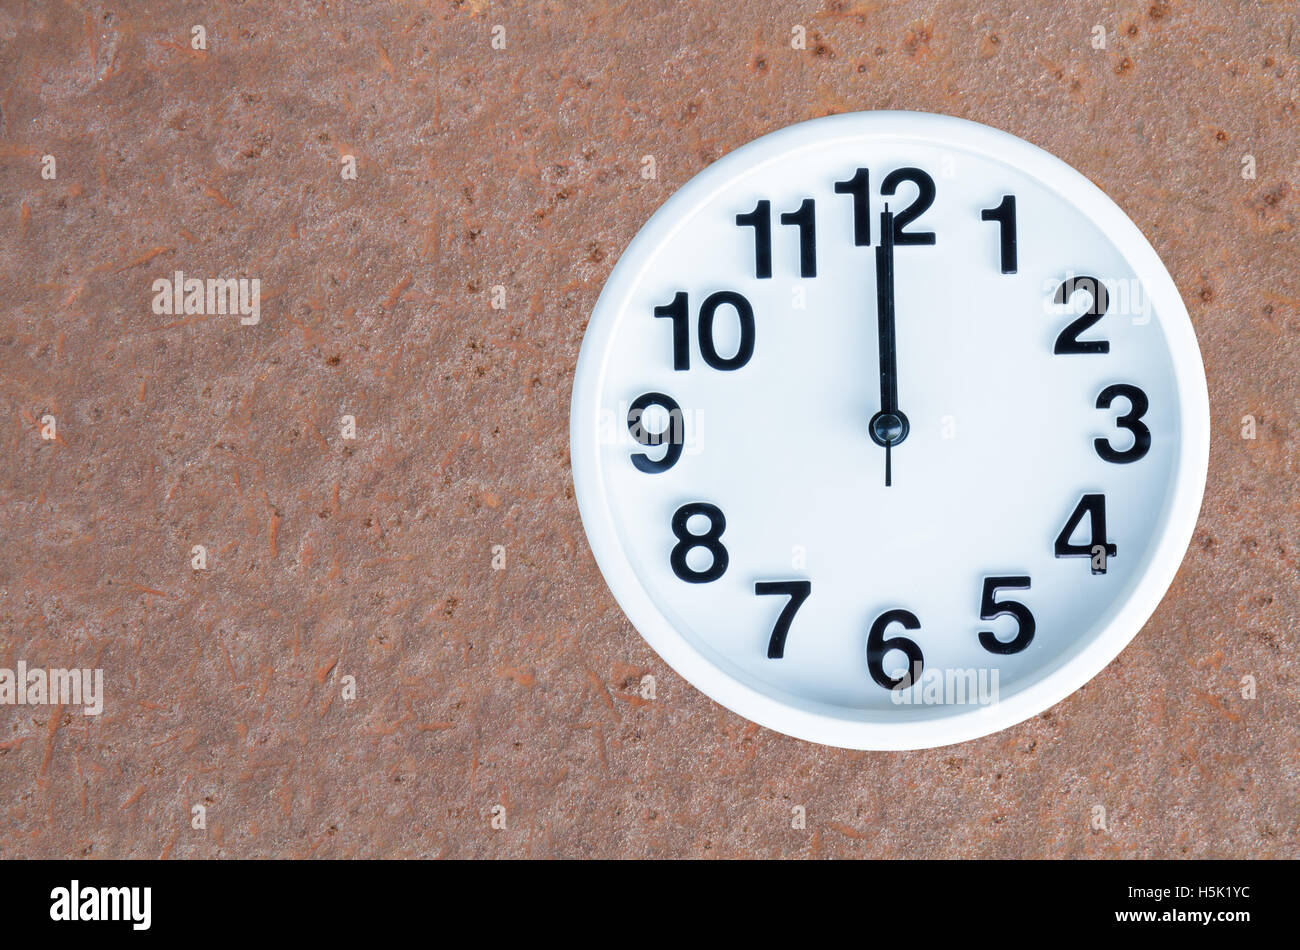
[869,410,910,446]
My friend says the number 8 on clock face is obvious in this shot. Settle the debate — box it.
[570,112,1209,750]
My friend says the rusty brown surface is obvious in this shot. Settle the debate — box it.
[0,0,1296,858]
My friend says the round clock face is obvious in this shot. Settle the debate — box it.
[570,112,1209,750]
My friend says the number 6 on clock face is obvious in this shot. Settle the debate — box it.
[571,112,1209,750]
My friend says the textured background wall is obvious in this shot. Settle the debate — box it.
[0,0,1296,858]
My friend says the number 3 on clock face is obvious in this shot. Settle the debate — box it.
[570,112,1209,750]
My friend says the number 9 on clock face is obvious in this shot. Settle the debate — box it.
[570,112,1209,750]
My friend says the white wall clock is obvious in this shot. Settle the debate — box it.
[570,111,1209,750]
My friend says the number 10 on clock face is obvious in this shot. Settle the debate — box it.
[571,113,1208,749]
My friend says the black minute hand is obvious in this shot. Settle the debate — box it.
[869,206,910,486]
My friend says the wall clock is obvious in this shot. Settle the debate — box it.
[570,111,1209,750]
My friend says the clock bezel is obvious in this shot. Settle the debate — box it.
[569,111,1210,750]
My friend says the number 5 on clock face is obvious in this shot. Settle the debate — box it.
[570,112,1209,750]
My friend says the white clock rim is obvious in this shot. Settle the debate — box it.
[570,110,1210,751]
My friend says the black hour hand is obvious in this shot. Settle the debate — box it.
[869,207,909,486]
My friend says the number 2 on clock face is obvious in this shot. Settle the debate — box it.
[572,113,1208,749]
